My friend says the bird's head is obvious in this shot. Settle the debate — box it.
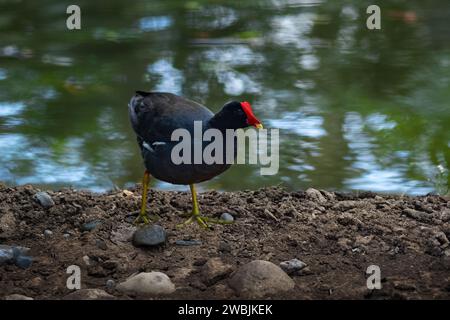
[214,101,263,130]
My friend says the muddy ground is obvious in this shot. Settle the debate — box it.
[0,183,450,300]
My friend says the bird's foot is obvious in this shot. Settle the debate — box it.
[177,213,233,229]
[133,212,159,225]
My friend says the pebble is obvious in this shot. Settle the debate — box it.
[306,188,327,203]
[12,246,30,257]
[34,191,55,208]
[0,245,15,264]
[220,212,234,222]
[15,255,33,269]
[106,279,116,289]
[0,212,16,238]
[218,241,232,253]
[175,239,202,246]
[279,259,307,275]
[202,258,233,286]
[63,233,70,239]
[82,255,94,267]
[96,239,108,250]
[122,190,134,197]
[441,209,450,222]
[132,225,166,247]
[81,220,102,232]
[403,208,430,222]
[3,294,33,300]
[333,200,360,211]
[229,260,295,298]
[110,224,136,243]
[0,245,31,267]
[393,280,416,291]
[63,289,115,300]
[27,276,43,288]
[116,272,175,295]
[44,229,53,237]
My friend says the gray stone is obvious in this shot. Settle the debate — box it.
[81,220,102,232]
[175,239,202,246]
[15,255,32,269]
[333,200,361,211]
[34,192,55,208]
[220,212,234,222]
[11,246,30,257]
[116,272,175,295]
[306,188,327,204]
[218,241,232,253]
[279,259,307,275]
[96,239,108,250]
[0,245,14,265]
[403,208,431,222]
[0,212,16,238]
[63,289,115,300]
[106,279,116,289]
[3,294,33,300]
[229,260,295,298]
[63,233,70,239]
[0,245,30,265]
[202,258,233,286]
[44,229,53,237]
[132,225,166,247]
[82,255,94,266]
[441,209,450,222]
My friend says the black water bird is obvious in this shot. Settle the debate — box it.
[128,91,263,228]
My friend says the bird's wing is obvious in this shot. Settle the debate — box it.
[128,92,214,146]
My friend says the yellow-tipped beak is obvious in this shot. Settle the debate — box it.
[255,123,263,129]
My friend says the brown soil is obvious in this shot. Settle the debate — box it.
[1,183,450,300]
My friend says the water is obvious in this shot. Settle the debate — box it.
[0,0,449,195]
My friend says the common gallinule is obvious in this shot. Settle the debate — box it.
[128,91,263,228]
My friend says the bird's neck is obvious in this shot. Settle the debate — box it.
[208,109,239,132]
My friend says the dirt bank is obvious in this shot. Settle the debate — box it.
[0,183,449,300]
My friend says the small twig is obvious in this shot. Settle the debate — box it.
[264,209,279,221]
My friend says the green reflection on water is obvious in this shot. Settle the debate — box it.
[0,0,449,194]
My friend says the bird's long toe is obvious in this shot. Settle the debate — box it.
[176,212,232,229]
[134,212,159,225]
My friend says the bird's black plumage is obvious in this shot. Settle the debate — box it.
[128,92,256,185]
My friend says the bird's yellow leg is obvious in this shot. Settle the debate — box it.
[177,184,233,229]
[134,170,158,224]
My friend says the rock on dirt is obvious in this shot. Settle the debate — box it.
[116,272,175,296]
[63,289,115,300]
[305,188,327,203]
[279,259,307,275]
[220,212,234,222]
[201,258,234,286]
[1,184,450,300]
[81,220,102,232]
[0,246,15,264]
[110,224,136,243]
[15,255,32,269]
[132,225,166,247]
[175,239,202,246]
[229,260,295,298]
[34,191,55,208]
[0,212,16,238]
[0,245,31,267]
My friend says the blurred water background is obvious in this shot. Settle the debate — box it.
[0,0,449,194]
